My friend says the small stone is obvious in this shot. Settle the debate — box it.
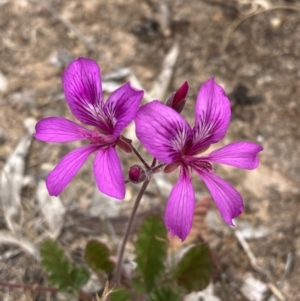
[270,17,281,28]
[0,128,7,145]
[0,71,8,92]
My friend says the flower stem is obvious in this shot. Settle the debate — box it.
[131,144,150,169]
[150,163,165,173]
[114,178,151,285]
[151,158,157,168]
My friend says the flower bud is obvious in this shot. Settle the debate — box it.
[165,81,189,113]
[128,165,146,184]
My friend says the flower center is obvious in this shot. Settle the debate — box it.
[192,160,213,172]
[182,156,213,172]
[84,127,116,148]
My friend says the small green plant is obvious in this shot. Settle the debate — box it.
[40,215,215,300]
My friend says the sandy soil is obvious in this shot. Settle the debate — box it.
[0,0,299,300]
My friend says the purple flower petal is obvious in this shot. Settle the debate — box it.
[204,141,263,170]
[34,117,92,143]
[104,82,144,137]
[165,168,195,241]
[46,145,97,196]
[197,170,244,225]
[135,101,192,164]
[188,78,231,155]
[93,147,125,199]
[62,57,109,131]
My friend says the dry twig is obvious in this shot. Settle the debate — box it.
[36,180,66,239]
[223,4,300,51]
[149,41,180,101]
[235,229,286,301]
[0,231,40,260]
[29,0,115,68]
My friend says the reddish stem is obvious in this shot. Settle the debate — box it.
[0,281,58,292]
[0,282,93,301]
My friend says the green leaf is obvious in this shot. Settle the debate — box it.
[173,244,214,292]
[110,287,131,301]
[131,277,145,293]
[134,215,167,292]
[149,286,180,301]
[84,240,114,274]
[40,240,72,291]
[41,240,90,291]
[70,266,90,289]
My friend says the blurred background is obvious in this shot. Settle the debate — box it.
[0,0,299,300]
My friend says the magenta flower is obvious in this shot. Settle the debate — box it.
[35,57,143,199]
[135,78,263,241]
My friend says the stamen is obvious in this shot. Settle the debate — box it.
[83,127,116,147]
[193,160,213,172]
[183,156,213,172]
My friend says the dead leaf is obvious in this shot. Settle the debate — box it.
[168,196,211,251]
[36,180,66,239]
[0,118,36,233]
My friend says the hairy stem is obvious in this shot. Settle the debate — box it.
[114,178,151,285]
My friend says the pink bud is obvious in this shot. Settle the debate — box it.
[128,165,146,184]
[166,81,189,113]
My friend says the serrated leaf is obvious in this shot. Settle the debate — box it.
[84,240,114,274]
[131,277,145,294]
[134,215,167,292]
[40,240,72,291]
[70,266,90,289]
[109,287,131,301]
[149,286,180,301]
[174,244,214,292]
